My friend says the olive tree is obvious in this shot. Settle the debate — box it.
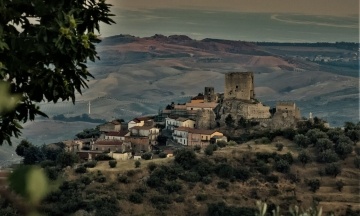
[0,0,114,145]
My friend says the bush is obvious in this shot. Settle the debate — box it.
[324,163,341,177]
[80,176,91,185]
[268,189,280,197]
[315,138,334,153]
[196,194,208,201]
[158,152,167,158]
[275,143,284,151]
[316,149,339,163]
[108,160,117,168]
[147,162,156,171]
[193,145,201,152]
[298,150,311,167]
[95,175,106,183]
[165,181,182,193]
[204,145,214,156]
[56,152,78,168]
[336,180,344,192]
[334,142,353,159]
[174,149,198,170]
[217,181,229,190]
[354,156,360,168]
[45,167,60,180]
[179,171,201,182]
[215,163,234,179]
[202,176,212,184]
[150,195,172,210]
[207,202,256,216]
[294,134,311,148]
[117,175,130,184]
[175,196,185,203]
[307,179,320,192]
[141,153,152,160]
[75,166,87,174]
[40,160,56,168]
[234,167,251,181]
[255,161,271,175]
[84,160,97,168]
[217,141,227,148]
[94,154,113,161]
[129,193,143,204]
[265,174,279,183]
[134,160,141,168]
[274,159,290,173]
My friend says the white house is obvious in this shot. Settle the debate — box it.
[172,127,191,145]
[104,130,130,140]
[165,117,195,131]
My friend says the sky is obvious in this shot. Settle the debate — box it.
[109,0,359,16]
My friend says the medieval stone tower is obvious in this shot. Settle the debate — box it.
[224,72,255,101]
[204,87,216,102]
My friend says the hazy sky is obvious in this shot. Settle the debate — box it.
[108,0,359,16]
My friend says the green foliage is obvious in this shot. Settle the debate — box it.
[274,159,290,173]
[75,128,101,139]
[334,141,353,160]
[94,154,113,161]
[135,160,141,168]
[335,179,344,192]
[128,193,143,204]
[298,150,311,167]
[117,175,130,184]
[0,0,114,145]
[225,114,235,128]
[193,145,201,152]
[294,134,311,148]
[306,129,329,144]
[196,194,208,201]
[234,167,251,181]
[202,176,212,184]
[174,149,198,170]
[315,138,334,153]
[44,167,60,181]
[147,162,156,171]
[84,160,97,168]
[75,166,87,174]
[15,140,32,156]
[158,152,167,158]
[23,145,45,165]
[324,163,341,177]
[179,171,201,182]
[150,195,172,210]
[108,160,117,168]
[205,144,214,156]
[141,153,152,160]
[316,149,339,163]
[56,152,78,168]
[307,179,321,192]
[80,176,91,185]
[265,174,279,183]
[165,181,182,193]
[215,163,234,179]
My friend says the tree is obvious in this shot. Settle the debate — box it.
[315,138,334,153]
[15,139,32,157]
[204,145,214,156]
[298,150,311,167]
[334,142,353,160]
[108,160,117,168]
[225,114,235,128]
[335,180,344,192]
[174,149,198,170]
[324,163,341,177]
[294,134,311,148]
[23,145,45,165]
[0,0,115,145]
[56,152,78,168]
[307,179,320,193]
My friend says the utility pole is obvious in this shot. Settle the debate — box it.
[88,101,91,115]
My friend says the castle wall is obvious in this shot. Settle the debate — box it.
[204,87,216,102]
[224,72,255,101]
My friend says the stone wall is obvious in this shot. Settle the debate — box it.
[224,72,255,101]
[204,87,216,102]
[195,109,217,129]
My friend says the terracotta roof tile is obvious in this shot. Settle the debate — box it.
[105,130,129,137]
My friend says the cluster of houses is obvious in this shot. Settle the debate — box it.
[63,108,226,161]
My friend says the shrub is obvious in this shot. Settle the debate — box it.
[109,160,117,168]
[179,171,201,182]
[324,163,341,177]
[174,149,198,170]
[234,167,251,181]
[204,145,214,156]
[175,196,185,203]
[294,134,311,148]
[158,152,167,158]
[83,160,97,168]
[80,176,91,185]
[45,167,60,180]
[217,181,229,190]
[147,162,156,171]
[265,174,279,183]
[193,145,201,152]
[215,163,234,179]
[335,180,344,192]
[75,166,87,174]
[354,156,360,169]
[274,159,290,173]
[268,189,280,197]
[228,141,237,146]
[117,175,130,184]
[56,152,78,168]
[315,138,334,153]
[334,142,353,160]
[217,141,227,148]
[307,179,320,192]
[165,181,182,193]
[255,161,271,175]
[196,194,208,201]
[40,160,56,168]
[316,149,339,163]
[129,193,143,204]
[207,202,256,216]
[150,195,172,210]
[195,160,214,177]
[141,153,152,160]
[127,169,137,177]
[134,186,147,195]
[94,154,113,161]
[275,143,284,151]
[298,150,311,167]
[202,176,212,184]
[135,160,141,168]
[95,175,106,183]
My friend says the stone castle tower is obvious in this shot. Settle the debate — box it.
[224,72,255,101]
[204,87,216,102]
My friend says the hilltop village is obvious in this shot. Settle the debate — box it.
[63,72,304,161]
